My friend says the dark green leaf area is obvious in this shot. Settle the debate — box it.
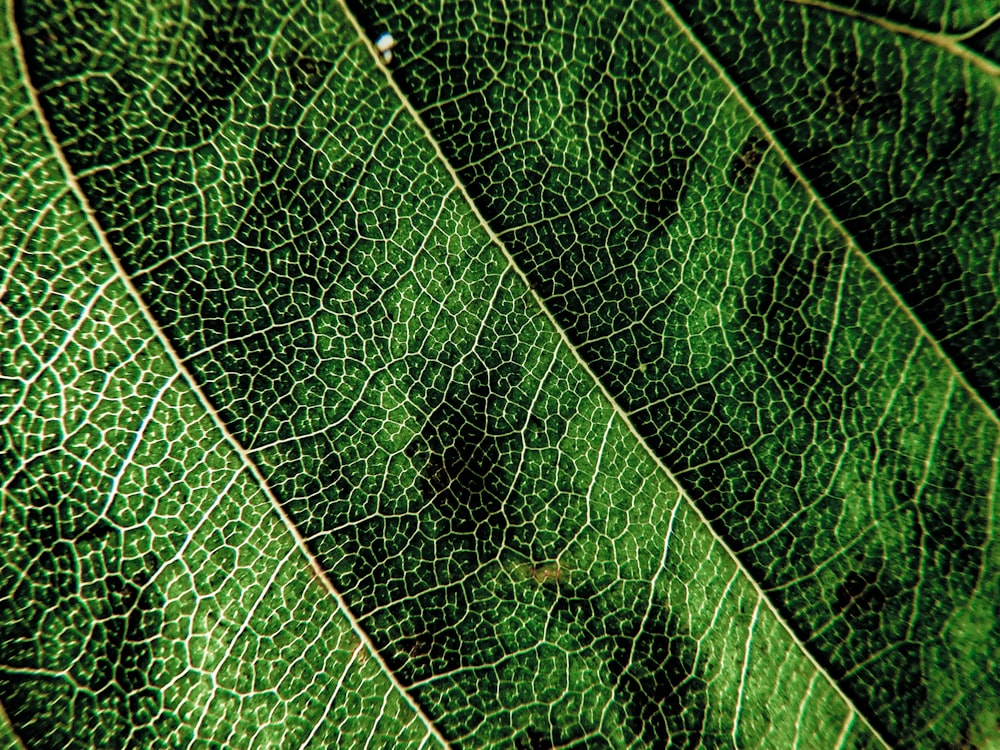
[17,1,259,164]
[741,240,836,403]
[384,566,711,749]
[674,0,1000,410]
[832,566,884,617]
[581,588,707,749]
[0,451,168,748]
[340,361,522,648]
[411,373,505,543]
[16,2,639,739]
[355,0,698,257]
[346,0,1000,744]
[637,230,841,516]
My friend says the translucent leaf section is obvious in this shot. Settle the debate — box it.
[346,0,1000,746]
[0,9,437,749]
[9,0,891,747]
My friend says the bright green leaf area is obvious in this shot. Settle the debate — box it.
[1,0,998,748]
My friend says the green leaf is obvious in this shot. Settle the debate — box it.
[1,0,997,747]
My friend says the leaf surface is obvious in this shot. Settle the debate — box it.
[1,0,997,748]
[346,0,1000,743]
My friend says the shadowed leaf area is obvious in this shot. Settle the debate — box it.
[1,0,998,747]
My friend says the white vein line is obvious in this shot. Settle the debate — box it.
[509,344,563,533]
[343,2,894,748]
[786,0,1000,79]
[659,0,1000,433]
[834,709,856,750]
[626,479,683,676]
[819,234,851,378]
[139,462,244,599]
[189,544,302,744]
[791,670,821,750]
[15,254,115,403]
[970,429,1000,606]
[733,595,762,748]
[97,372,178,520]
[0,183,67,301]
[906,375,956,641]
[564,409,616,557]
[8,7,450,749]
[365,684,396,750]
[298,640,364,750]
[0,698,27,750]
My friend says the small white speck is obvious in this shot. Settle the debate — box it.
[375,33,396,63]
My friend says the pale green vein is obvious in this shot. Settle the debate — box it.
[904,376,957,643]
[7,2,450,746]
[659,0,1000,436]
[786,0,1000,79]
[336,0,896,745]
[792,671,822,750]
[297,642,366,750]
[0,701,24,750]
[733,596,762,746]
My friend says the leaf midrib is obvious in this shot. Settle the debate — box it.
[21,0,988,742]
[344,0,1000,744]
[7,2,449,746]
[786,0,1000,80]
[335,0,900,746]
[657,0,1000,432]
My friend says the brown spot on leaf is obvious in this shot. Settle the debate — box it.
[728,134,768,191]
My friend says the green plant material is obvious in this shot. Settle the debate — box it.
[1,0,997,748]
[0,703,23,750]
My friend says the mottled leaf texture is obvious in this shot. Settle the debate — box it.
[1,0,997,747]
